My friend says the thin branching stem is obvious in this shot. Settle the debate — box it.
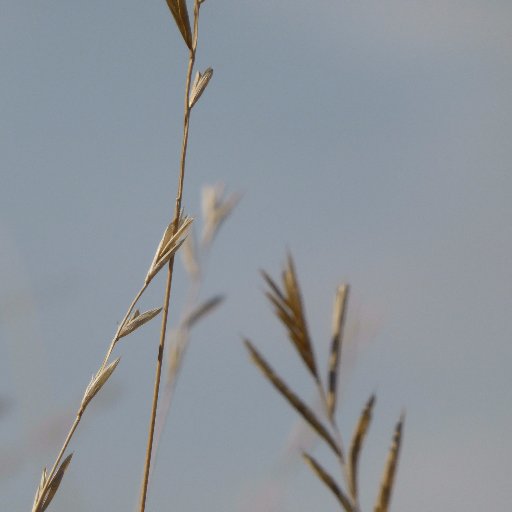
[34,282,147,511]
[138,2,201,510]
[46,413,81,484]
[101,283,148,370]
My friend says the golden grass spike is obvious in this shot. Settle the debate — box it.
[244,339,341,457]
[302,453,354,512]
[183,295,224,328]
[34,453,73,512]
[262,258,318,378]
[374,414,404,512]
[165,0,193,50]
[118,307,163,340]
[348,394,375,500]
[326,284,350,417]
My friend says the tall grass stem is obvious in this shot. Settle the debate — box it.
[138,2,201,510]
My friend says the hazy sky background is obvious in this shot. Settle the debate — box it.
[1,1,512,510]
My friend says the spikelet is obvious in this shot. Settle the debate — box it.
[32,454,73,512]
[262,256,318,379]
[189,68,213,108]
[81,358,120,412]
[348,394,375,500]
[146,216,193,284]
[31,467,48,512]
[374,414,404,512]
[326,284,349,418]
[245,340,340,457]
[117,307,163,340]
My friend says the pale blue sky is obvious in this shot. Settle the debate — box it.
[1,1,512,511]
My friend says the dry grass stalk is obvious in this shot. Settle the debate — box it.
[374,415,404,512]
[139,1,214,509]
[327,284,350,418]
[28,0,404,509]
[246,257,404,512]
[31,4,203,506]
[31,270,165,512]
[348,394,375,501]
[303,453,354,512]
[245,339,341,457]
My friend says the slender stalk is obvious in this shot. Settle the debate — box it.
[138,3,201,510]
[46,413,81,483]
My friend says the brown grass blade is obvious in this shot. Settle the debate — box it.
[165,0,193,49]
[244,340,340,457]
[374,414,404,512]
[348,394,375,500]
[262,256,318,378]
[118,307,163,340]
[302,453,354,512]
[326,284,349,418]
[33,453,73,512]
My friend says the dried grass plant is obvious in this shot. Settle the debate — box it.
[29,1,404,511]
[245,256,404,512]
[30,1,217,511]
